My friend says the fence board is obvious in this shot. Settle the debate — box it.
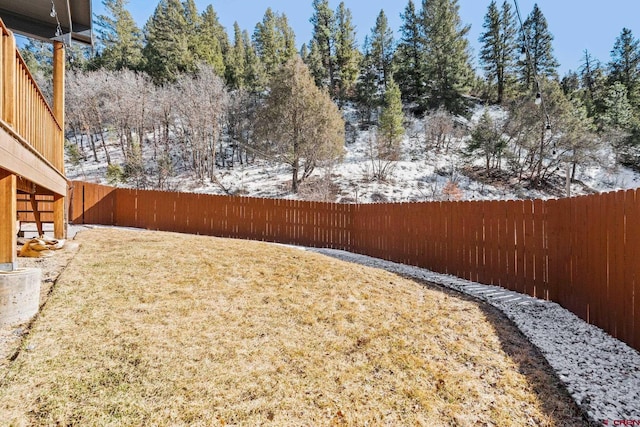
[609,191,626,340]
[589,194,603,326]
[513,200,525,294]
[471,201,483,283]
[624,190,639,348]
[575,196,589,322]
[630,190,640,349]
[546,199,560,303]
[557,197,574,315]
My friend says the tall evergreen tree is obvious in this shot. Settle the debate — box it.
[334,2,360,104]
[578,50,607,119]
[279,14,298,61]
[517,4,558,90]
[143,0,190,84]
[243,29,267,93]
[180,0,203,74]
[306,40,326,88]
[370,78,405,181]
[395,0,425,107]
[478,0,517,103]
[226,22,246,89]
[369,10,395,90]
[601,82,634,131]
[420,0,473,114]
[94,0,143,71]
[196,5,227,76]
[378,78,405,149]
[608,28,640,107]
[309,0,335,90]
[355,36,380,124]
[253,8,296,78]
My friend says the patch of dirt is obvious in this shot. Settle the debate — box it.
[0,238,80,367]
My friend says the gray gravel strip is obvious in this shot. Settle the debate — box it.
[308,248,640,425]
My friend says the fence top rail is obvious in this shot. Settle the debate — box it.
[70,181,639,207]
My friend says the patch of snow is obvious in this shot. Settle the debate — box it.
[65,105,640,203]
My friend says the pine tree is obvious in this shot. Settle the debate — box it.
[478,0,517,103]
[601,82,634,131]
[561,71,580,96]
[518,4,559,90]
[254,57,345,192]
[180,0,203,74]
[370,10,395,90]
[196,5,227,77]
[578,50,607,120]
[395,0,425,107]
[243,29,267,93]
[370,78,404,181]
[334,2,360,105]
[378,79,405,149]
[309,0,335,90]
[94,0,143,71]
[299,43,309,62]
[355,36,381,124]
[305,40,326,88]
[420,0,473,114]
[253,8,296,78]
[143,0,190,84]
[467,108,505,172]
[608,28,640,108]
[279,14,298,61]
[226,22,246,89]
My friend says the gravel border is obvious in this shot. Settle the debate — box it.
[308,248,640,425]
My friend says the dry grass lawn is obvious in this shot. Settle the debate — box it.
[0,228,588,426]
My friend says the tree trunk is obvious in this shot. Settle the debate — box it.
[98,129,111,165]
[89,132,98,162]
[536,129,545,186]
[291,159,299,193]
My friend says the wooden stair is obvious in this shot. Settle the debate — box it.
[16,194,54,237]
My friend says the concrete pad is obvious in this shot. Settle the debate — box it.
[0,268,41,326]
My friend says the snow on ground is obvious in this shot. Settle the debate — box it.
[65,116,640,203]
[304,247,640,424]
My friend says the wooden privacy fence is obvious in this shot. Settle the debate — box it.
[69,181,640,352]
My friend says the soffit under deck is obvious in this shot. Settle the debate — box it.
[0,0,92,45]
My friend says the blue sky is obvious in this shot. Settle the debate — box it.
[93,0,640,76]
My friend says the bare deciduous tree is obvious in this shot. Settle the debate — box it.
[173,64,228,182]
[424,107,465,152]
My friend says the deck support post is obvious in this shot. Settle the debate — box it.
[52,41,66,240]
[0,170,17,271]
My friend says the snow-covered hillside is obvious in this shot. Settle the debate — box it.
[65,107,640,203]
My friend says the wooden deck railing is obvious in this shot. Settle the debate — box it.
[0,19,64,174]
